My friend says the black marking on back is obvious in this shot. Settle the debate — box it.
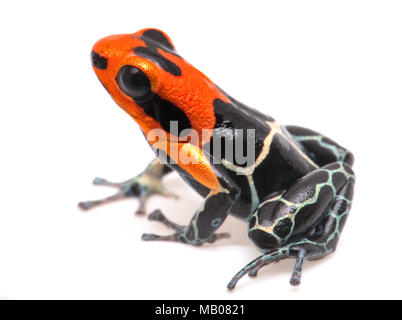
[134,46,181,76]
[215,86,275,123]
[134,93,191,135]
[213,98,273,130]
[91,51,108,70]
[253,134,315,200]
[211,98,270,167]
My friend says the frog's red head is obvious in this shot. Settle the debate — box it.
[91,28,229,144]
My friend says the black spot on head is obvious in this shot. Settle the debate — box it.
[134,46,181,76]
[142,29,175,50]
[91,50,108,70]
[134,93,191,135]
[138,29,181,59]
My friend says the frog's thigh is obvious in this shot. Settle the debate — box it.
[248,162,355,255]
[284,125,354,167]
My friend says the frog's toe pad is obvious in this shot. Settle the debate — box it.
[141,232,177,242]
[248,269,258,278]
[207,232,231,243]
[135,208,146,215]
[78,201,95,210]
[142,233,159,241]
[148,209,164,221]
[147,209,183,231]
[289,278,301,286]
[227,280,237,291]
[92,177,107,185]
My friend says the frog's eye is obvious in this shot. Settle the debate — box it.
[116,65,153,102]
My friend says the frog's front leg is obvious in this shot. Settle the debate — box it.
[78,158,176,214]
[142,160,240,246]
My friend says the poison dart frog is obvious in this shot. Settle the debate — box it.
[79,28,355,289]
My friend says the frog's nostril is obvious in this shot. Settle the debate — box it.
[91,50,108,70]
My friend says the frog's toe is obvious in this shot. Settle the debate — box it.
[248,269,259,278]
[78,201,95,210]
[228,250,288,290]
[147,209,184,231]
[141,231,184,243]
[289,256,304,286]
[141,233,168,241]
[134,191,147,215]
[92,177,121,187]
[206,232,231,243]
[79,172,178,214]
[78,190,128,211]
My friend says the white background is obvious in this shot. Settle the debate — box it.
[0,0,401,300]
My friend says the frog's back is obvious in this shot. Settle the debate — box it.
[207,96,318,219]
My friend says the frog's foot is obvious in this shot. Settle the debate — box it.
[142,210,230,245]
[228,248,310,290]
[227,250,288,290]
[78,174,178,215]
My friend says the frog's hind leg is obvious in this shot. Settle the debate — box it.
[78,158,177,214]
[284,125,354,167]
[229,162,355,289]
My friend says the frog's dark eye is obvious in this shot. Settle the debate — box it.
[116,65,153,102]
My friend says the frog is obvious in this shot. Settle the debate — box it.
[79,28,355,289]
